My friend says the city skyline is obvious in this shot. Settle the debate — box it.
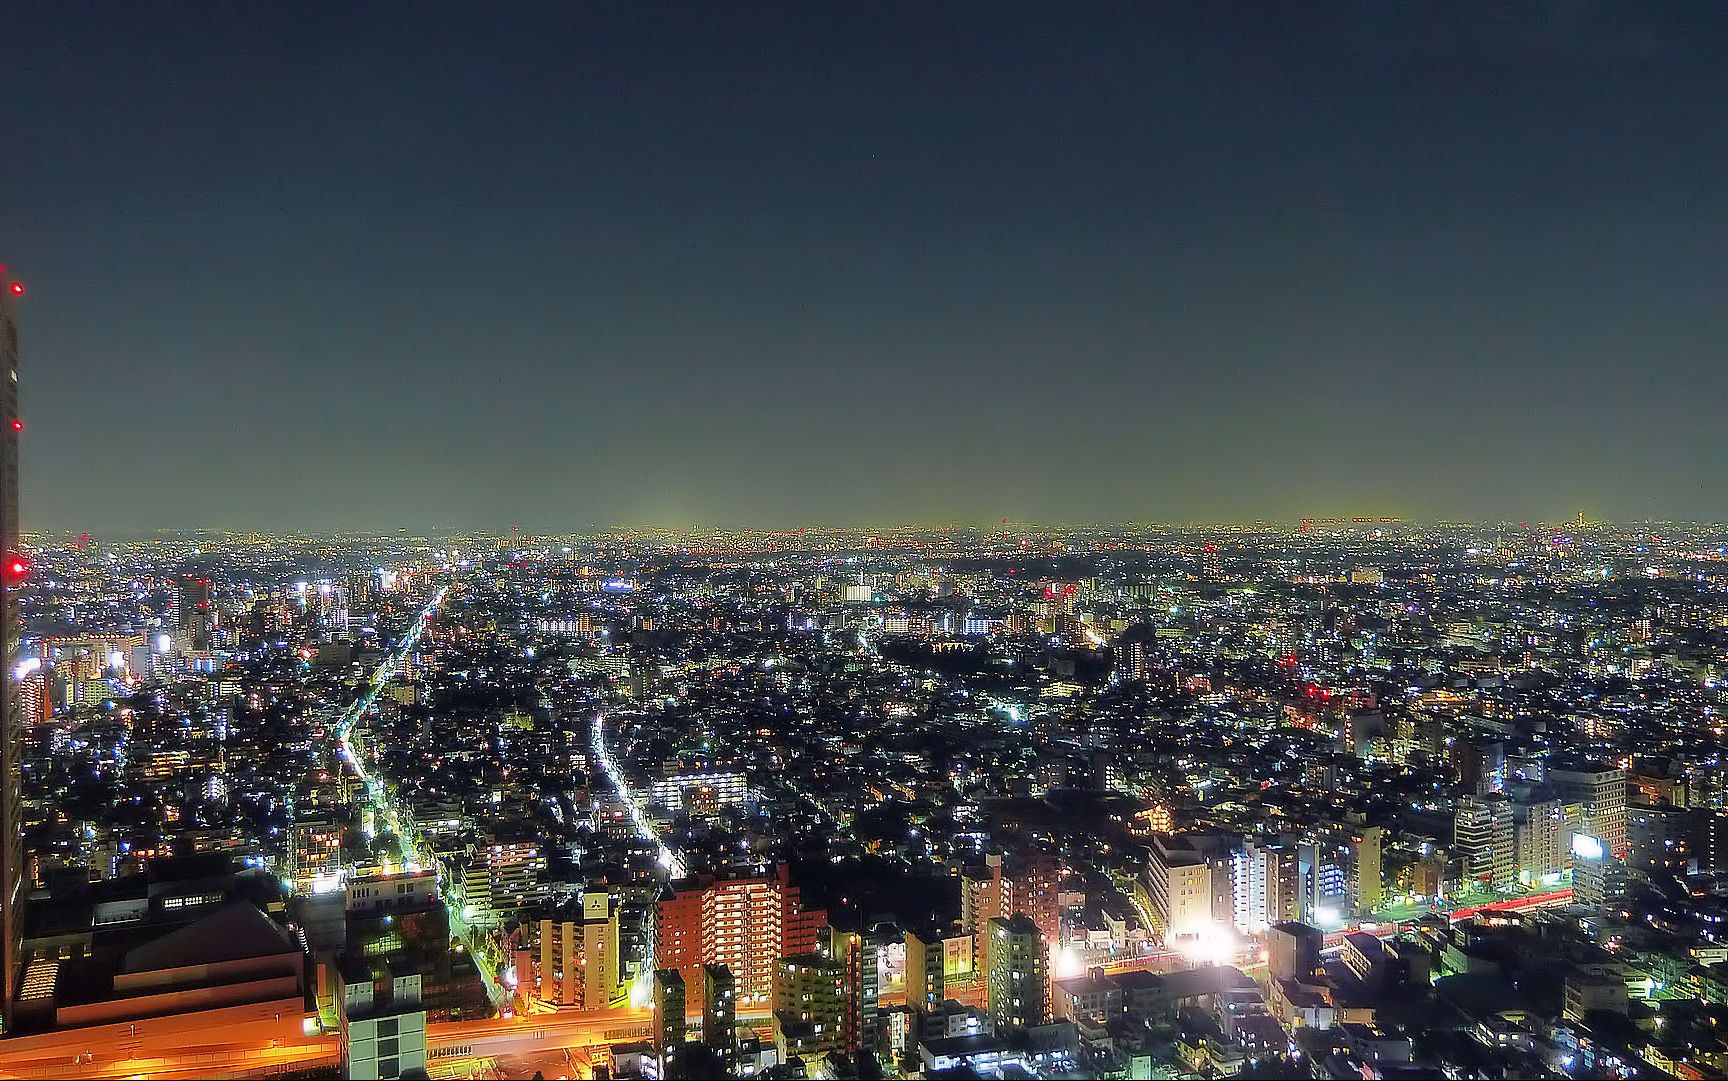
[6,5,1728,1077]
[8,4,1728,529]
[2,512,1721,1077]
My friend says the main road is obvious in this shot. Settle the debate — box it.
[589,710,687,1008]
[590,712,686,878]
[0,997,654,1080]
[335,582,509,1011]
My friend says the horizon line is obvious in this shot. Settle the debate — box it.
[14,516,1712,537]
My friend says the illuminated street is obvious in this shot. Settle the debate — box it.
[334,584,511,1011]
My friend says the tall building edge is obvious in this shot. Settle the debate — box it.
[1,271,23,1031]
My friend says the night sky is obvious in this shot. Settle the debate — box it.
[7,3,1728,531]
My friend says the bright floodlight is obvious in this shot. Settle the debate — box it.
[1571,834,1606,861]
[1172,920,1238,966]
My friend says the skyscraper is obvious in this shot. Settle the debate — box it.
[0,269,23,1029]
[170,575,217,651]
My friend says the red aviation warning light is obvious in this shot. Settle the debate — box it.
[7,282,21,297]
[3,554,29,585]
[8,419,20,433]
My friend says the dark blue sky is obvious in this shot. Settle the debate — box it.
[7,3,1728,530]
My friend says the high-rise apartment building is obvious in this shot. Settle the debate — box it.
[1297,834,1353,927]
[1571,834,1611,909]
[1232,840,1300,931]
[1455,795,1516,889]
[905,927,945,1009]
[1146,833,1236,940]
[770,953,845,1060]
[827,924,883,1057]
[290,816,344,894]
[1113,624,1158,683]
[461,836,547,920]
[959,853,1005,941]
[1451,737,1506,796]
[1550,764,1629,860]
[960,850,1061,976]
[701,963,737,1074]
[536,892,621,1009]
[1350,826,1384,914]
[1266,921,1322,984]
[1628,803,1695,878]
[656,865,826,1011]
[985,915,1047,1032]
[654,967,687,1053]
[1007,852,1062,949]
[1514,797,1574,883]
